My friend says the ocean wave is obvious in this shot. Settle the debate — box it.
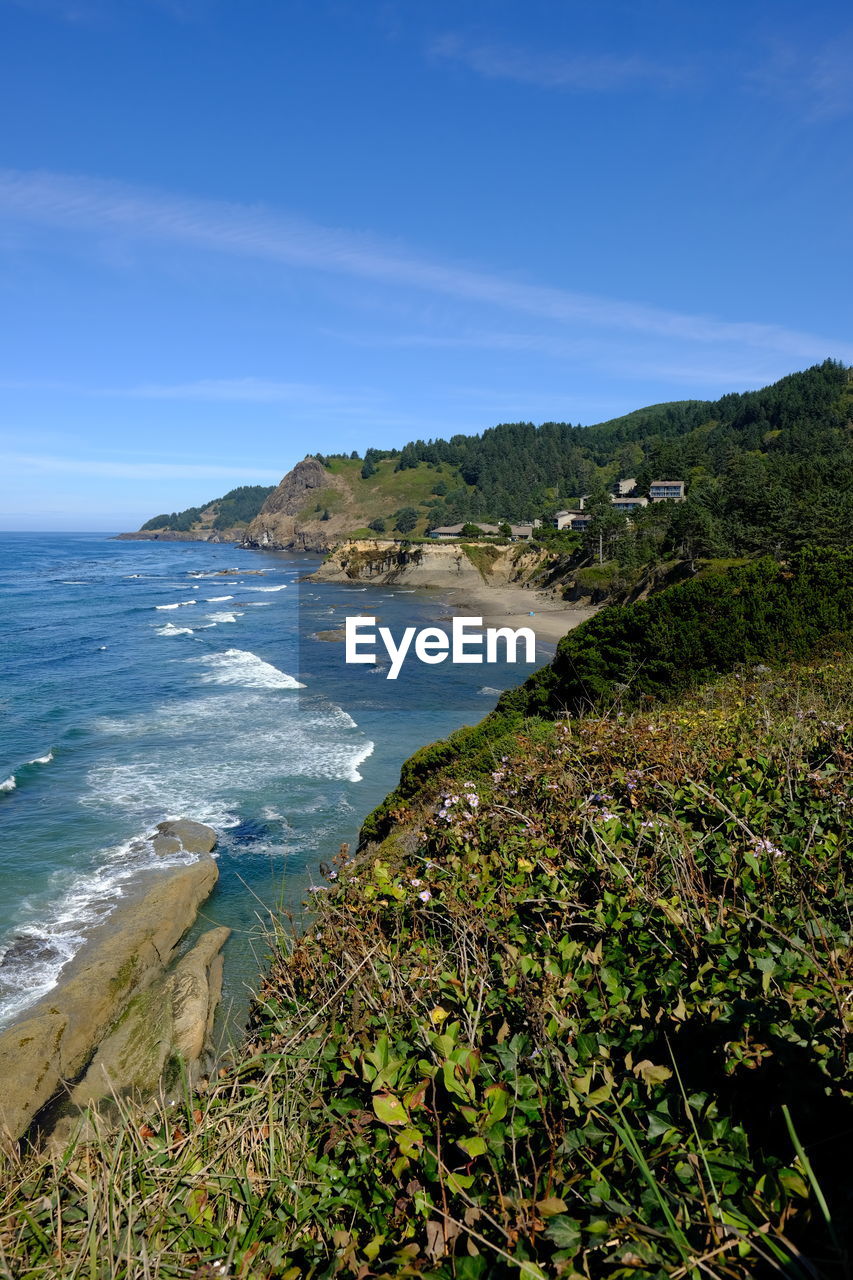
[0,775,16,794]
[155,601,197,610]
[28,751,54,765]
[348,741,375,782]
[206,611,244,624]
[192,649,304,689]
[156,623,194,637]
[245,584,288,592]
[478,686,502,696]
[89,688,368,810]
[205,595,233,602]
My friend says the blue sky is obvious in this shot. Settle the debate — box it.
[1,0,851,529]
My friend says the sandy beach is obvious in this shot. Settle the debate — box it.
[443,581,598,648]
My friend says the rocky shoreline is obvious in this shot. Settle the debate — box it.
[0,820,227,1148]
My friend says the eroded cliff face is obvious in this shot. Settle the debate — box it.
[309,540,544,588]
[242,457,350,552]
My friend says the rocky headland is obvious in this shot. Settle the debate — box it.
[0,820,227,1147]
[241,456,347,552]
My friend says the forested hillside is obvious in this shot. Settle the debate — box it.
[398,360,853,556]
[135,363,852,561]
[140,484,275,533]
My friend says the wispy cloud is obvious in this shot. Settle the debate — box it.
[325,327,783,391]
[747,32,853,121]
[101,377,379,407]
[5,454,283,481]
[0,168,850,365]
[429,33,689,93]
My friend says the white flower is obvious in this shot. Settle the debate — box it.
[418,890,432,902]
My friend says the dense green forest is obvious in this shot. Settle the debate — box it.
[140,484,275,532]
[389,360,853,558]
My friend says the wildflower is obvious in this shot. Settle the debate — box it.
[751,837,784,858]
[411,878,422,887]
[308,885,328,893]
[466,793,480,807]
[418,890,432,903]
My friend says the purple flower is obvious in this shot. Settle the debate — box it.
[418,890,432,902]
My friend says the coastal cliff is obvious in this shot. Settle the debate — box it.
[308,537,545,588]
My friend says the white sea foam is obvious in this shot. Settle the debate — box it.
[0,775,16,793]
[206,595,233,602]
[192,649,304,689]
[156,623,194,637]
[206,611,243,624]
[88,689,370,818]
[61,580,87,585]
[155,601,197,610]
[245,584,288,592]
[28,751,54,765]
[0,828,208,1023]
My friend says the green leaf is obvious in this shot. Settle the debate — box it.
[372,1093,409,1126]
[397,1127,424,1158]
[544,1215,582,1251]
[457,1134,487,1158]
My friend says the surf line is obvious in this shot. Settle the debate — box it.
[345,615,536,680]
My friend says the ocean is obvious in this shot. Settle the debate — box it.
[0,532,546,1036]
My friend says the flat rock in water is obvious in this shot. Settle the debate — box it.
[154,819,217,854]
[0,839,220,1146]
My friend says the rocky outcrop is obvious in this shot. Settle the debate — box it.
[242,457,349,552]
[0,821,225,1146]
[47,926,230,1146]
[309,540,544,589]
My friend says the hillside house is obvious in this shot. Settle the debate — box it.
[649,480,686,502]
[615,478,637,496]
[429,522,537,541]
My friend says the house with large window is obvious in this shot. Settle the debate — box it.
[649,480,686,502]
[611,495,648,512]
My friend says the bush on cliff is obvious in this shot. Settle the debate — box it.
[5,658,850,1278]
[361,547,853,843]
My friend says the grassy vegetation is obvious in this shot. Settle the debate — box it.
[363,548,853,844]
[2,657,850,1277]
[460,543,502,580]
[320,459,466,537]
